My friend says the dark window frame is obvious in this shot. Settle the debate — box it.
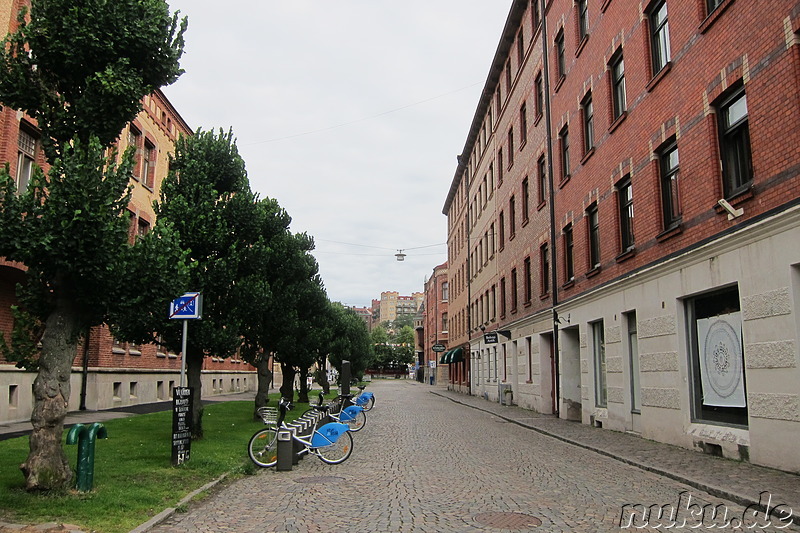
[563,223,574,282]
[582,92,594,154]
[649,0,671,75]
[610,52,627,120]
[659,140,681,229]
[617,176,635,252]
[717,86,753,198]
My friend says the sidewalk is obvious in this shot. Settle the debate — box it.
[0,391,256,442]
[430,385,800,516]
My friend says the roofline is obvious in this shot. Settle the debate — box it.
[442,0,528,215]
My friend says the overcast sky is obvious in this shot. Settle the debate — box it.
[160,1,512,308]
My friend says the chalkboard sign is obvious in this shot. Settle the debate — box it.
[172,387,193,465]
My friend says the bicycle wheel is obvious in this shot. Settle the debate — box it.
[248,427,279,467]
[344,409,367,432]
[362,396,375,411]
[315,430,353,464]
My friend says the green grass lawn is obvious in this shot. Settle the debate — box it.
[0,396,305,532]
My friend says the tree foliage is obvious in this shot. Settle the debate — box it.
[0,0,187,490]
[0,0,186,158]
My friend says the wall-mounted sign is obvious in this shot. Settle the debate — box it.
[432,343,446,352]
[484,332,499,344]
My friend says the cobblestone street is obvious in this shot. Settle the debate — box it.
[147,380,798,532]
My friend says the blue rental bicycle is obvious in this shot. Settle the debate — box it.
[304,392,367,432]
[248,397,353,467]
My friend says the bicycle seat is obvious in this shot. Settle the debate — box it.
[311,404,331,413]
[357,386,366,391]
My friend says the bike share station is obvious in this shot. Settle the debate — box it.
[275,360,355,471]
[169,292,202,466]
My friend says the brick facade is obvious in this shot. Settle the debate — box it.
[443,0,800,472]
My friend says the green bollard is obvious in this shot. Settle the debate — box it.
[66,422,108,492]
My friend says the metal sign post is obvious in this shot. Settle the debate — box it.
[168,293,202,466]
[169,292,202,387]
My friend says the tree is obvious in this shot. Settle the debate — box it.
[326,303,373,381]
[145,129,263,438]
[0,0,187,490]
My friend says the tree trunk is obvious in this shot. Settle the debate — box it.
[315,360,330,395]
[186,350,204,439]
[20,299,78,491]
[279,362,295,402]
[297,367,309,404]
[253,356,272,420]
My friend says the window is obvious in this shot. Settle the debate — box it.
[593,320,607,407]
[524,256,532,303]
[610,52,627,120]
[540,243,550,295]
[582,92,594,154]
[499,211,505,249]
[535,74,544,118]
[142,140,156,189]
[559,125,570,180]
[532,0,541,28]
[517,28,525,65]
[497,149,504,184]
[555,30,566,79]
[717,87,752,197]
[128,126,142,179]
[686,287,747,426]
[587,203,601,269]
[441,282,449,301]
[649,0,671,74]
[617,177,635,252]
[509,196,516,238]
[707,0,724,12]
[136,218,150,240]
[16,128,37,194]
[441,312,449,333]
[510,268,518,312]
[506,60,512,93]
[537,155,547,205]
[507,127,514,168]
[520,102,528,146]
[659,141,681,229]
[500,277,507,317]
[522,177,530,224]
[563,223,574,281]
[578,0,589,41]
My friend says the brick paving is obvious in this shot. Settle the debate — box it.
[2,382,798,532]
[139,380,799,532]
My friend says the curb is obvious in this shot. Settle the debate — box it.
[430,390,762,512]
[129,473,229,533]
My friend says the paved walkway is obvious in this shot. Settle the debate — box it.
[2,382,799,532]
[148,381,798,532]
[431,386,800,516]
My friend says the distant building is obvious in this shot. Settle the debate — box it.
[348,306,373,329]
[377,291,424,324]
[421,263,449,386]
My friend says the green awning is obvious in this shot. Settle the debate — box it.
[450,347,463,363]
[439,349,451,364]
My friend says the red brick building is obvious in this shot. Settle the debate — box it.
[0,1,255,425]
[444,0,800,472]
[419,262,450,386]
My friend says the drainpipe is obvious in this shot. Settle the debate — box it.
[540,0,561,417]
[463,157,472,395]
[79,327,90,411]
